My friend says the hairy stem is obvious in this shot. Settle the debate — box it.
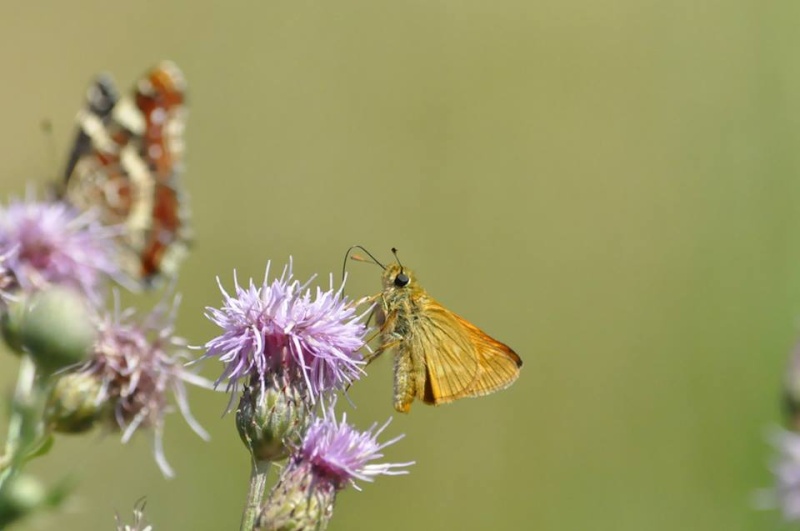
[240,458,271,531]
[0,356,38,485]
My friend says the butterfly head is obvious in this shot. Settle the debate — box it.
[382,262,415,291]
[346,245,417,293]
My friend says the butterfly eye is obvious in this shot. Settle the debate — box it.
[394,273,410,287]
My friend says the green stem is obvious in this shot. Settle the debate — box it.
[240,458,271,531]
[0,356,38,485]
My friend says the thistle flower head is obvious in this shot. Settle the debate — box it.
[299,406,413,490]
[203,260,371,402]
[0,196,119,301]
[68,294,209,477]
[256,405,412,530]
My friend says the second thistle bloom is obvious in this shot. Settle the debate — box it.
[256,407,413,530]
[46,296,209,477]
[203,260,371,401]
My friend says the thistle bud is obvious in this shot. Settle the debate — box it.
[45,372,106,434]
[236,377,311,462]
[0,474,46,528]
[255,462,334,531]
[9,287,95,374]
[1,293,27,353]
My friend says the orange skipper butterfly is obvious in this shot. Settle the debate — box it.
[351,247,522,412]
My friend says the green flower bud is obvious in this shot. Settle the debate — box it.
[236,379,311,462]
[256,463,335,531]
[18,287,96,374]
[0,474,46,528]
[45,372,106,434]
[1,294,27,353]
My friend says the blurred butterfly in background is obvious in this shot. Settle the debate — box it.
[61,61,192,288]
[350,247,522,413]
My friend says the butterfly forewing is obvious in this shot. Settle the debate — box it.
[412,302,481,404]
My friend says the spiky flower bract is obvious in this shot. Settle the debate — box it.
[203,260,371,403]
[49,294,209,477]
[236,379,311,461]
[0,196,119,301]
[0,245,16,304]
[256,406,412,531]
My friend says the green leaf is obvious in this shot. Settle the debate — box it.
[24,435,54,462]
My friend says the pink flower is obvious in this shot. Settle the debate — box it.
[203,260,371,401]
[0,196,119,301]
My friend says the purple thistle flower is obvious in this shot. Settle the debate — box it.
[299,406,413,489]
[203,260,371,402]
[256,406,412,530]
[74,294,209,477]
[0,196,119,301]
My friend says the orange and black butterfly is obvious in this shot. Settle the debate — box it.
[351,247,522,412]
[62,61,191,287]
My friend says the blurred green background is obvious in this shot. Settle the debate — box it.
[1,1,799,529]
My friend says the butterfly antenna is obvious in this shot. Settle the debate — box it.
[343,245,386,281]
[391,247,404,271]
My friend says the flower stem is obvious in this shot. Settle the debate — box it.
[0,356,38,485]
[240,458,271,531]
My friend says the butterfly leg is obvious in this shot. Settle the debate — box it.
[361,306,400,366]
[362,337,402,366]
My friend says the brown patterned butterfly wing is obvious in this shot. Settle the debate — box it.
[63,62,191,287]
[132,62,191,283]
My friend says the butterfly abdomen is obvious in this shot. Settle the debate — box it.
[381,288,428,413]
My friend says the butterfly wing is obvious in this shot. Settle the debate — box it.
[456,315,522,397]
[132,61,191,283]
[410,303,481,405]
[413,299,521,405]
[63,74,119,183]
[63,62,191,286]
